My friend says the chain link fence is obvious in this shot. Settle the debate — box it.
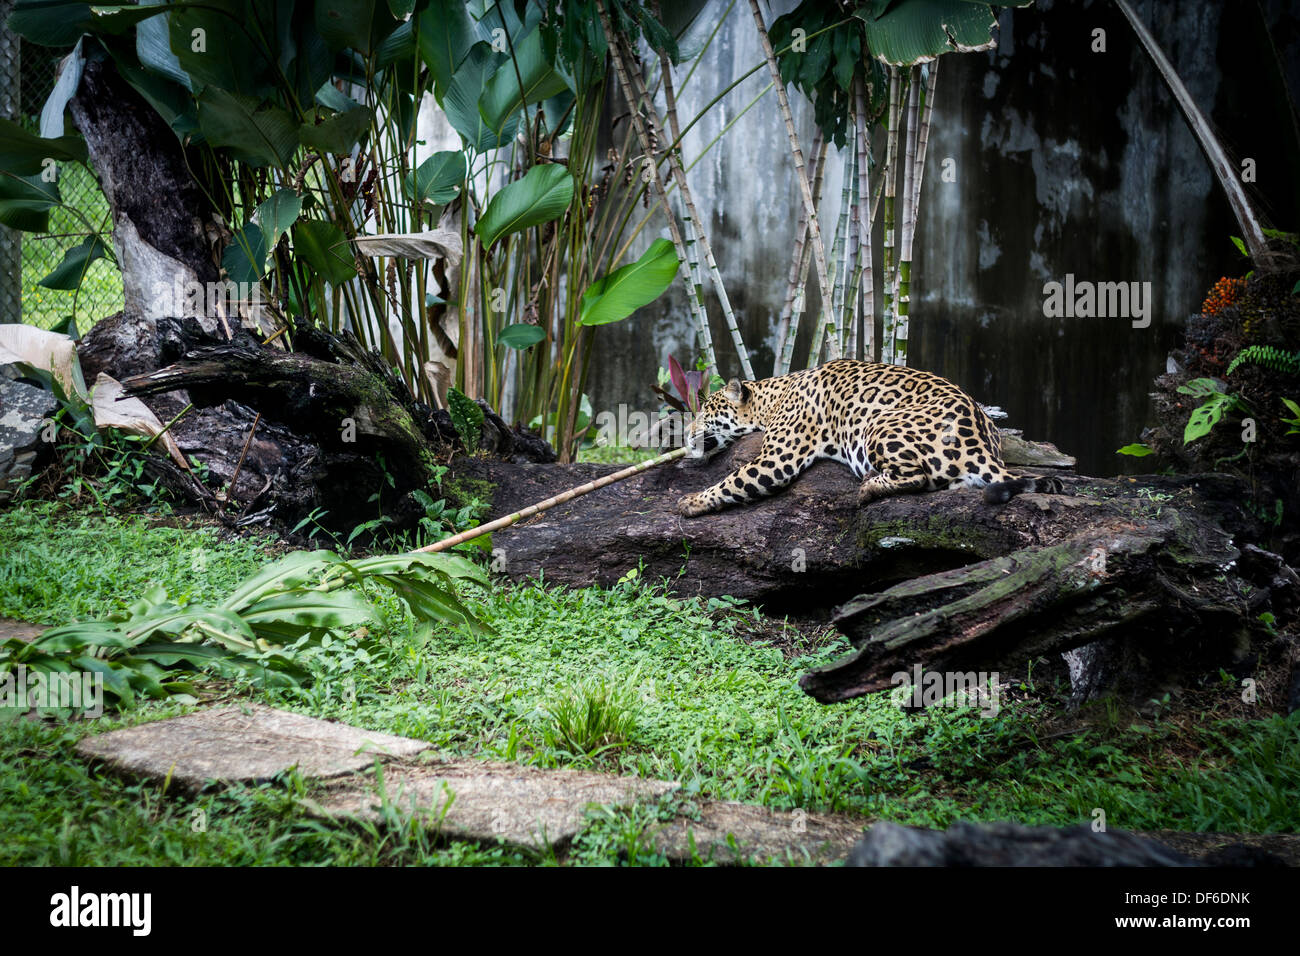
[1,7,123,332]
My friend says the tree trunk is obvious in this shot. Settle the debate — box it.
[68,55,222,328]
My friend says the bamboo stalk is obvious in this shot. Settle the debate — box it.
[909,61,939,246]
[775,129,826,375]
[657,43,755,380]
[879,66,902,365]
[853,75,874,362]
[894,66,921,367]
[747,0,839,363]
[829,144,855,361]
[414,447,688,554]
[597,0,718,373]
[842,135,863,359]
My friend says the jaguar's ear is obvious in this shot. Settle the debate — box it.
[723,379,750,404]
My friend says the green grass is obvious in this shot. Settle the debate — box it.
[1,501,1297,865]
[576,443,662,465]
[20,162,123,331]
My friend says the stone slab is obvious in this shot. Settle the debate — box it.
[309,760,678,852]
[649,801,865,865]
[75,704,431,790]
[0,618,47,643]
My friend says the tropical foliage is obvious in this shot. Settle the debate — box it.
[2,0,1027,463]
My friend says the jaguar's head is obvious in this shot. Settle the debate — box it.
[684,378,763,459]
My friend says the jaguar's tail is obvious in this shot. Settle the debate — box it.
[983,474,1065,505]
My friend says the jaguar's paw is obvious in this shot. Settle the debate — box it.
[678,494,711,518]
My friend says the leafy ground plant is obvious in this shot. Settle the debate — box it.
[2,545,489,709]
[546,674,642,758]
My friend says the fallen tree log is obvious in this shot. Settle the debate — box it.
[456,434,1243,609]
[456,433,1296,706]
[88,322,553,534]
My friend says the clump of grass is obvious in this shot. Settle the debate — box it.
[546,676,642,757]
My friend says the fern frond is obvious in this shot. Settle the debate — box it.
[1226,345,1300,377]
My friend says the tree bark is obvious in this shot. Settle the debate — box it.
[68,55,221,328]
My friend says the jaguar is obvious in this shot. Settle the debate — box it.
[677,359,1062,517]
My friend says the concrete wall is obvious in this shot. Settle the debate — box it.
[581,0,1299,475]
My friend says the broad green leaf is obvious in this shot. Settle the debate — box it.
[374,17,417,68]
[0,117,87,176]
[403,149,467,205]
[136,0,189,90]
[478,27,572,140]
[315,81,361,114]
[416,0,476,98]
[292,220,357,286]
[443,41,518,152]
[498,323,545,349]
[475,163,573,249]
[315,0,401,55]
[222,221,268,284]
[855,0,1000,67]
[1230,235,1248,256]
[579,238,680,326]
[1116,443,1154,457]
[254,188,302,253]
[197,87,299,168]
[1183,393,1235,444]
[0,173,61,233]
[39,235,108,290]
[1176,377,1226,398]
[9,0,159,45]
[168,0,269,96]
[299,105,373,154]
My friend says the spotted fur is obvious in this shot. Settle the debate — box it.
[677,359,1062,517]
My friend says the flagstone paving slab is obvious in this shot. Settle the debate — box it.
[308,760,679,852]
[0,618,46,643]
[649,801,865,865]
[75,704,431,790]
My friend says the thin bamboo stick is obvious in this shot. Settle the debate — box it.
[894,66,921,367]
[774,129,826,375]
[597,0,718,373]
[747,0,839,363]
[853,74,874,362]
[414,448,688,554]
[829,144,855,361]
[657,44,755,380]
[879,67,902,365]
